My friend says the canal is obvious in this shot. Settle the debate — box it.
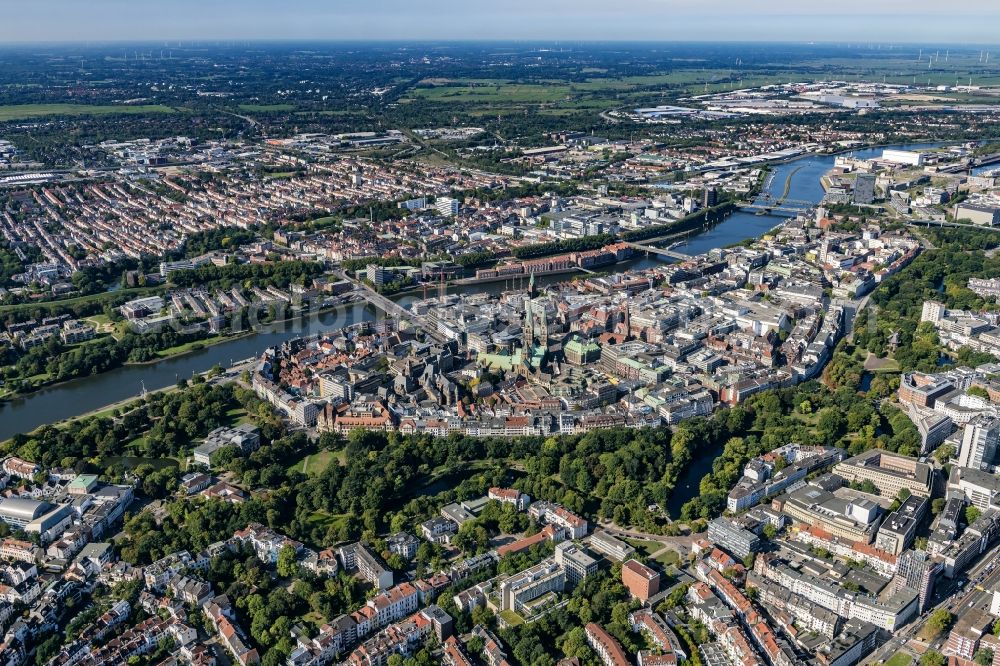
[666,438,728,519]
[0,143,941,443]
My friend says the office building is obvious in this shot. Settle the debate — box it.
[366,264,390,287]
[498,559,566,612]
[912,410,953,454]
[853,173,876,204]
[707,517,762,558]
[958,416,1000,470]
[875,495,928,556]
[588,530,636,562]
[621,559,660,602]
[554,542,599,584]
[435,197,460,217]
[947,466,1000,512]
[833,450,933,497]
[775,485,881,543]
[893,549,941,612]
[703,186,718,208]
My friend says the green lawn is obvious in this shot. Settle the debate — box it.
[81,405,126,422]
[624,537,664,557]
[288,448,343,476]
[883,653,912,666]
[84,314,116,337]
[498,610,525,627]
[124,435,148,452]
[411,83,573,104]
[655,550,681,568]
[222,406,252,426]
[407,75,691,110]
[306,510,349,531]
[152,333,248,359]
[302,611,327,632]
[238,104,295,112]
[864,352,901,373]
[153,339,211,358]
[0,104,176,121]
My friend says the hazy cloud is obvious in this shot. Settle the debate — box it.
[1,0,998,43]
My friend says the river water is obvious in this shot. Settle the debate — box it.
[660,142,940,516]
[0,303,376,439]
[0,143,940,442]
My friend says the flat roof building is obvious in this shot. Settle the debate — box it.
[833,450,933,498]
[774,485,881,543]
[875,495,928,556]
[498,559,566,613]
[554,542,598,584]
[588,530,636,562]
[708,516,762,559]
[622,559,661,602]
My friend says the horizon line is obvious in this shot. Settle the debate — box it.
[1,38,999,48]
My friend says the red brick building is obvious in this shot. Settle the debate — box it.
[621,559,660,602]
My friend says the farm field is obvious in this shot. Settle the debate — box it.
[0,103,176,121]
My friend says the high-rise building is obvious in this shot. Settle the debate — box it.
[920,301,946,324]
[703,186,718,208]
[853,174,876,204]
[958,416,1000,470]
[435,197,460,217]
[893,549,940,612]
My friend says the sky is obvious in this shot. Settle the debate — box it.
[1,0,999,44]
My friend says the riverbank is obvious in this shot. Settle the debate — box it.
[0,379,175,449]
[0,299,363,403]
[452,266,584,285]
[130,330,256,365]
[0,303,376,441]
[0,330,244,403]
